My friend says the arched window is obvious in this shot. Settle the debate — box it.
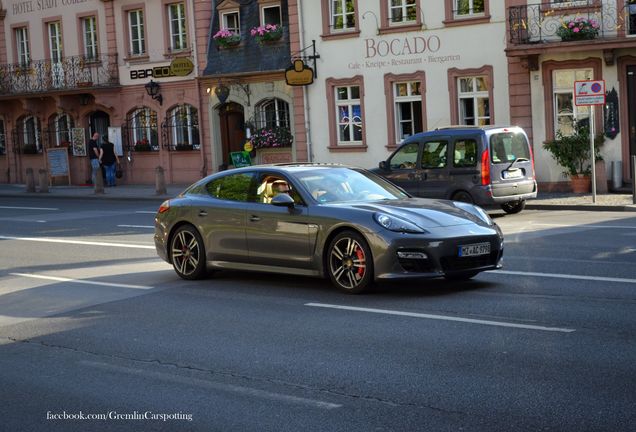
[15,115,42,154]
[254,98,290,129]
[47,113,75,148]
[0,118,6,155]
[162,104,200,151]
[126,107,158,151]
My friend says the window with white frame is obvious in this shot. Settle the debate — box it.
[255,98,290,129]
[15,27,29,66]
[336,86,362,144]
[390,0,417,24]
[82,16,98,59]
[553,69,592,136]
[128,9,146,56]
[458,76,490,125]
[168,2,187,51]
[454,0,484,17]
[261,4,282,26]
[53,113,74,147]
[166,104,200,150]
[331,0,356,31]
[222,11,240,34]
[48,21,63,63]
[128,108,158,151]
[394,81,422,141]
[21,116,42,152]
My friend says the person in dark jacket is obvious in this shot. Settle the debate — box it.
[99,138,120,187]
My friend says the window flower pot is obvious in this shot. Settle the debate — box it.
[251,25,283,45]
[213,29,241,49]
[557,17,599,42]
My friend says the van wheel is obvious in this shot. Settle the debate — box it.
[452,191,473,204]
[501,200,526,214]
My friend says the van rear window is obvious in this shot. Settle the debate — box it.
[490,132,531,164]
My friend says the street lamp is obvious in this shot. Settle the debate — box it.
[145,80,163,105]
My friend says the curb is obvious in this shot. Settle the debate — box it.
[525,204,636,212]
[0,192,172,202]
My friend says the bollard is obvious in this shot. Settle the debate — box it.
[25,168,36,192]
[155,166,167,195]
[38,169,49,193]
[94,167,105,194]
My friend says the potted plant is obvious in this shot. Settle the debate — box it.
[213,28,241,48]
[543,123,604,193]
[249,126,293,149]
[250,24,283,44]
[174,143,193,151]
[557,17,600,41]
[134,138,153,152]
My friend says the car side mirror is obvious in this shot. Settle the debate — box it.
[379,160,389,171]
[271,193,295,208]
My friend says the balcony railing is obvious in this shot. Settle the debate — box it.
[0,54,119,96]
[509,1,635,45]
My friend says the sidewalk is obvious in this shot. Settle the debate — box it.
[0,183,635,211]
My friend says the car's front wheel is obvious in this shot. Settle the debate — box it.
[327,231,373,294]
[501,200,526,214]
[170,225,206,280]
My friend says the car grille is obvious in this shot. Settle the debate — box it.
[440,250,500,272]
[398,257,434,273]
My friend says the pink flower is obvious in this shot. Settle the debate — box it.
[573,27,580,33]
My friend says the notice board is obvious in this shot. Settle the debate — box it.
[47,147,71,185]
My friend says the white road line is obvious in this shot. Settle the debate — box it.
[135,211,157,214]
[118,224,154,229]
[11,273,153,289]
[493,269,636,284]
[529,223,636,230]
[0,235,155,249]
[0,206,59,211]
[80,360,342,410]
[305,303,575,333]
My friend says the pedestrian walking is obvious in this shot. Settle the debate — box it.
[88,132,101,185]
[99,138,120,187]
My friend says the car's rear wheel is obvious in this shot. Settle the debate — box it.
[327,231,373,294]
[501,200,526,214]
[170,225,206,280]
[452,191,473,204]
[444,271,479,281]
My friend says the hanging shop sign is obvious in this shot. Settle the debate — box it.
[130,57,194,80]
[285,59,314,86]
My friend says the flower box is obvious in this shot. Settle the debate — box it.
[250,24,283,44]
[174,144,194,151]
[557,17,599,41]
[249,126,293,149]
[213,28,241,48]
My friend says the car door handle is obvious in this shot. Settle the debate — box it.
[250,215,261,222]
[198,210,207,217]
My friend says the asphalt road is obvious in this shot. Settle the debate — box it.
[0,197,635,431]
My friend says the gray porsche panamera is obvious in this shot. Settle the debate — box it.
[154,164,503,293]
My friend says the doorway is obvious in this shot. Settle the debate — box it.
[218,102,245,169]
[89,110,110,141]
[628,66,636,180]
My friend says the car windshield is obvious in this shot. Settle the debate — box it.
[490,131,531,164]
[292,167,409,203]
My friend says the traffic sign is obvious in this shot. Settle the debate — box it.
[574,80,605,106]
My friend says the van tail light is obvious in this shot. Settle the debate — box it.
[158,200,171,214]
[481,150,491,186]
[529,144,536,180]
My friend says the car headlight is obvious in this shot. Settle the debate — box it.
[374,213,427,233]
[454,202,493,225]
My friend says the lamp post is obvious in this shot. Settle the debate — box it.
[145,80,163,105]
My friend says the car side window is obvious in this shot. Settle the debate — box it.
[453,139,477,167]
[206,172,256,202]
[420,140,448,169]
[389,143,419,169]
[256,175,304,205]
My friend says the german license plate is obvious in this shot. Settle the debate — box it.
[458,242,490,257]
[503,169,522,179]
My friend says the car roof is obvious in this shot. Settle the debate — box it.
[228,163,358,174]
[414,125,524,136]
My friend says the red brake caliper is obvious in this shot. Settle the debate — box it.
[355,247,365,278]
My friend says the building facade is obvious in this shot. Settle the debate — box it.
[0,0,208,185]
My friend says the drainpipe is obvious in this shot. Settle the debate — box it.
[297,0,312,162]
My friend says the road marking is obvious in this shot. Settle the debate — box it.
[0,235,155,249]
[305,303,574,333]
[80,360,342,410]
[135,211,157,214]
[0,205,59,211]
[11,273,153,289]
[118,224,154,229]
[493,269,636,284]
[529,223,636,230]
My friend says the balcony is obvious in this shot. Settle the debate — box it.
[508,1,636,47]
[0,54,119,97]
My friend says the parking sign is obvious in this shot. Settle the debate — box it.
[574,80,605,106]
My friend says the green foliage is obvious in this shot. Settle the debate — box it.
[543,124,604,177]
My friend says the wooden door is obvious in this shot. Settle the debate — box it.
[628,66,636,180]
[219,103,245,168]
